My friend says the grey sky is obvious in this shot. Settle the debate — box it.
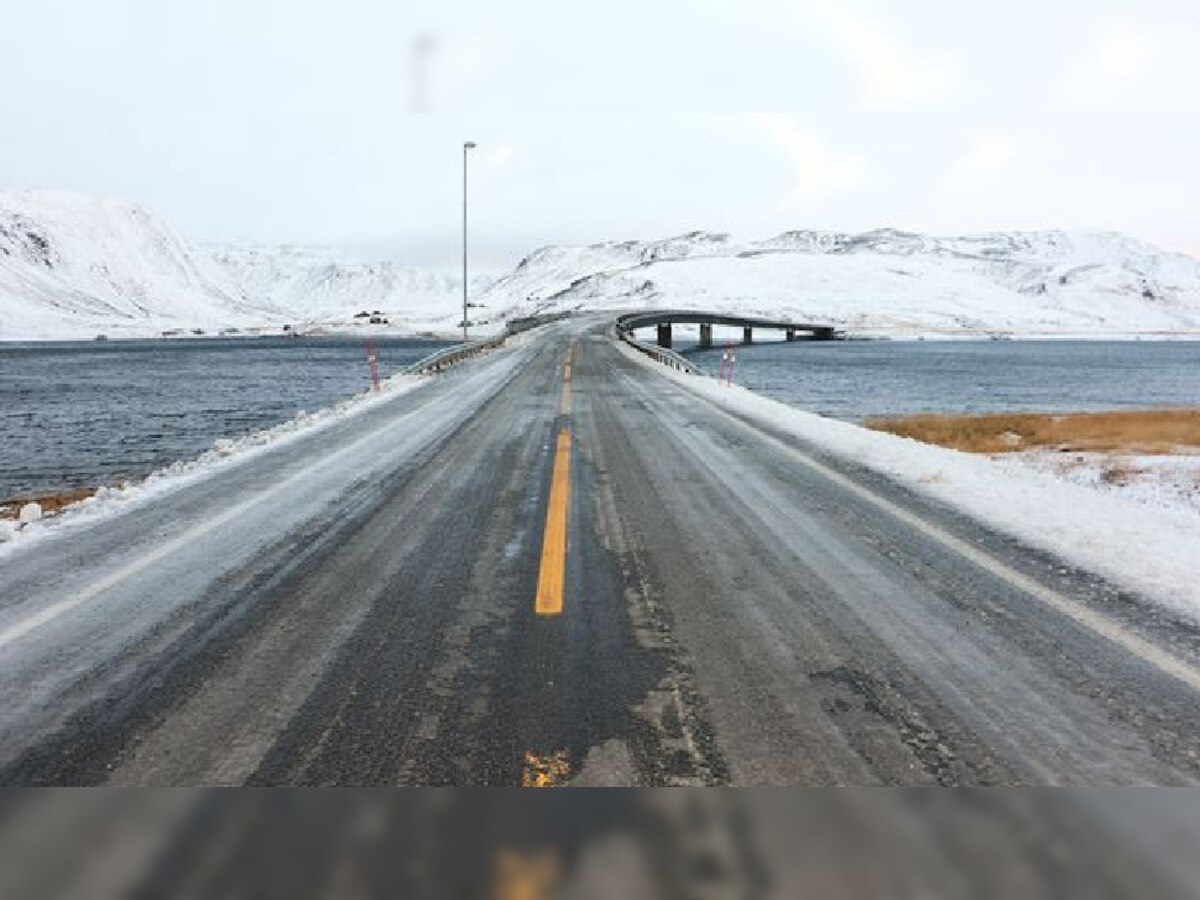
[2,0,1198,267]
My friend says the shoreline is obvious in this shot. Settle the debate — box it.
[0,329,469,346]
[6,317,1200,346]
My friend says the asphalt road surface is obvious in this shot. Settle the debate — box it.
[4,318,1200,787]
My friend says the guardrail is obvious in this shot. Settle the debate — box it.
[402,313,573,377]
[505,312,572,335]
[402,335,508,376]
[614,309,839,338]
[613,323,704,375]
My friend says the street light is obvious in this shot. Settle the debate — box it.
[462,141,477,343]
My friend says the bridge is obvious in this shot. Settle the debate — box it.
[615,310,839,350]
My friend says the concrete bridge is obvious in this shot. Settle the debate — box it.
[615,310,839,350]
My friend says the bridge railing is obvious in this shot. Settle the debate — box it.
[403,312,572,377]
[403,335,508,376]
[504,312,572,335]
[613,323,704,375]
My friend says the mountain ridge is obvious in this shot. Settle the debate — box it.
[3,189,1199,340]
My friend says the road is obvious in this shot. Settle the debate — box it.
[3,317,1200,787]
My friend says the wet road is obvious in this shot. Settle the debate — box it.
[3,318,1200,786]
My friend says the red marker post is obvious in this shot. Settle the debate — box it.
[365,340,381,392]
[718,342,736,386]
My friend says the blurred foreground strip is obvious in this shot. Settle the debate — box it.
[1,789,1198,899]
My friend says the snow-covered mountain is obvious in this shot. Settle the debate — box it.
[4,189,1200,340]
[485,228,1200,337]
[0,191,477,340]
[207,244,492,333]
[0,190,282,340]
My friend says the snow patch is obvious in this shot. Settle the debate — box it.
[993,451,1200,517]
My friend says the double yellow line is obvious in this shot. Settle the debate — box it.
[535,347,574,617]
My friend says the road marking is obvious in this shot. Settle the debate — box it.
[0,378,489,651]
[558,345,574,416]
[492,848,562,898]
[535,429,572,616]
[669,374,1200,695]
[559,375,572,416]
[522,750,571,787]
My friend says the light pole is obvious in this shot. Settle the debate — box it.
[462,141,477,343]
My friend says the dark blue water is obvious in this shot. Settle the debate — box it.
[0,336,453,498]
[5,337,1198,500]
[683,340,1200,421]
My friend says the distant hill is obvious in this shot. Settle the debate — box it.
[483,228,1200,338]
[207,243,493,334]
[0,191,478,340]
[4,190,1199,340]
[0,190,279,339]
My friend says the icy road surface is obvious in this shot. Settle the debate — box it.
[3,319,1200,785]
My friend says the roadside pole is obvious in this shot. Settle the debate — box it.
[365,340,381,391]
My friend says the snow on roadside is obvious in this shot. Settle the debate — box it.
[621,341,1200,620]
[0,368,429,556]
[992,451,1200,517]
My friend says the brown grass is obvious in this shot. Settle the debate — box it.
[0,486,99,520]
[864,409,1200,455]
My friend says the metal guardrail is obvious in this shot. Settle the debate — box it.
[613,324,705,375]
[505,312,572,335]
[614,309,838,338]
[402,335,508,376]
[402,313,572,377]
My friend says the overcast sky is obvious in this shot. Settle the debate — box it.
[2,0,1198,268]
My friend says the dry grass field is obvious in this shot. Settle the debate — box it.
[0,486,98,520]
[864,409,1200,455]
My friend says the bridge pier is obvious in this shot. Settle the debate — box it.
[742,326,753,345]
[699,322,713,349]
[656,323,673,349]
[786,328,796,342]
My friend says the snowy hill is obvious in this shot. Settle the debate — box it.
[4,189,1200,340]
[485,228,1200,338]
[207,244,491,334]
[0,190,282,340]
[0,191,478,340]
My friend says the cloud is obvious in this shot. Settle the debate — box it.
[758,114,865,200]
[488,143,515,168]
[954,132,1016,178]
[1054,22,1153,107]
[807,1,954,111]
[1090,24,1151,81]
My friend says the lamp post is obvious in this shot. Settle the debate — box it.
[462,141,477,343]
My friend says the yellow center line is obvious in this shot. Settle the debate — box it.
[521,750,571,787]
[558,346,574,417]
[535,428,572,616]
